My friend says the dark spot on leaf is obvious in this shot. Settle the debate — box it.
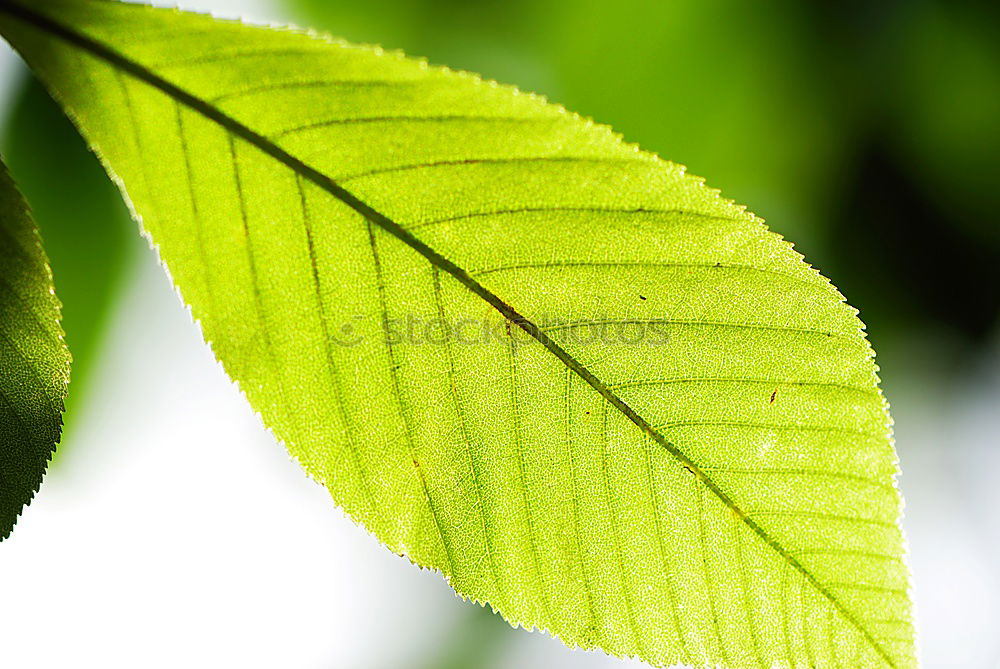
[639,295,646,301]
[579,623,600,646]
[769,389,778,404]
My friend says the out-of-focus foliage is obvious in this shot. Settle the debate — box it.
[890,2,1000,245]
[291,0,1000,347]
[0,156,69,539]
[416,605,510,669]
[0,1,913,666]
[1,76,137,443]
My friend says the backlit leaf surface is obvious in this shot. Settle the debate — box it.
[0,2,915,665]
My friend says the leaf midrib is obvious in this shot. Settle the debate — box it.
[0,4,896,665]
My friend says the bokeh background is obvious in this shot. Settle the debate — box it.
[1,0,998,667]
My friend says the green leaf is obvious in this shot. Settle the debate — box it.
[1,75,138,454]
[0,154,70,540]
[0,1,915,666]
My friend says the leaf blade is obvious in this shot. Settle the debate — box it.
[0,1,915,666]
[0,154,70,540]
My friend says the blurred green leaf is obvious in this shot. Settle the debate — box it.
[0,155,69,540]
[1,74,137,444]
[0,1,914,666]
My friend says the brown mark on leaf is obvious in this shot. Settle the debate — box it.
[769,389,778,404]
